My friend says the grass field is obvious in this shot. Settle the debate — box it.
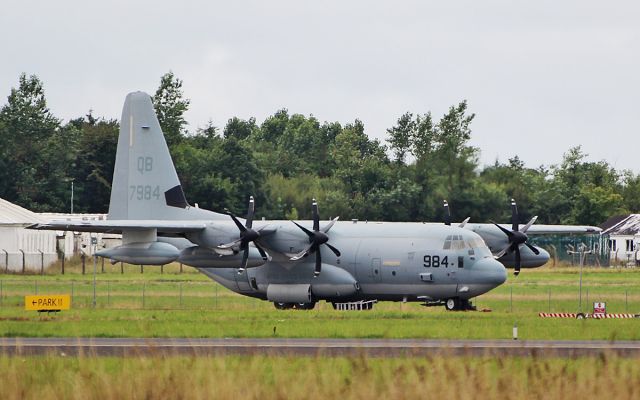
[3,263,640,399]
[1,353,640,399]
[1,262,640,340]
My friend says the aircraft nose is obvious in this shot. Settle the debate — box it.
[477,257,507,286]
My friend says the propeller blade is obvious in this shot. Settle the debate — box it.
[314,250,322,277]
[312,198,320,232]
[525,242,541,255]
[494,244,511,259]
[321,217,340,233]
[238,248,249,274]
[514,246,521,276]
[290,243,313,261]
[255,243,269,260]
[492,222,514,238]
[511,199,519,232]
[224,208,247,233]
[292,221,315,238]
[458,217,470,228]
[325,242,341,257]
[443,200,451,226]
[246,196,255,229]
[520,216,538,234]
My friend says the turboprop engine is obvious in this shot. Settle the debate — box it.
[96,242,180,265]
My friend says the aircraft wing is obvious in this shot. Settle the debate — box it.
[27,220,207,234]
[517,224,601,235]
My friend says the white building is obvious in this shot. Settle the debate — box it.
[0,198,123,273]
[600,214,640,265]
[37,213,121,257]
[0,197,57,272]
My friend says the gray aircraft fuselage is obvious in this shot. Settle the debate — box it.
[163,218,507,304]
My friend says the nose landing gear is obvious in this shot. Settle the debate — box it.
[445,298,476,311]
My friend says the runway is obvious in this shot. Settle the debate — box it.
[3,337,640,357]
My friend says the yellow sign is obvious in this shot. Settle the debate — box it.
[25,295,71,311]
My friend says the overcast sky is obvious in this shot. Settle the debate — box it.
[1,1,638,172]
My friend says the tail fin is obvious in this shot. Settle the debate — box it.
[108,92,222,221]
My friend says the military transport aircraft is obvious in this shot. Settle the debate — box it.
[30,92,599,311]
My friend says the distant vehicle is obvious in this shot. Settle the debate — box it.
[30,92,598,311]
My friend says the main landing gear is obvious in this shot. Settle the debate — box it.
[273,302,316,310]
[444,298,476,311]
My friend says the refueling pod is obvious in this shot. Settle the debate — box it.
[96,242,180,265]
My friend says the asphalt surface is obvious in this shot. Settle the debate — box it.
[3,338,640,357]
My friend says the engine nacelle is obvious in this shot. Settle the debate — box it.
[96,242,180,265]
[178,246,268,269]
[498,245,550,268]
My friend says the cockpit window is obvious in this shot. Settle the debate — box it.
[443,235,467,250]
[443,235,452,250]
[467,237,492,257]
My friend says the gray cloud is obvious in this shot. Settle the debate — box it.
[1,0,638,171]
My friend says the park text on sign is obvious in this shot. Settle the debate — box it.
[25,295,71,311]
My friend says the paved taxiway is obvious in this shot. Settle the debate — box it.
[3,338,640,357]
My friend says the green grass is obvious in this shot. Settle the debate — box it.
[1,264,640,340]
[1,354,640,400]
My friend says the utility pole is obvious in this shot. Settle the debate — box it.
[92,236,97,308]
[568,244,592,313]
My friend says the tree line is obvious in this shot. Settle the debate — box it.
[1,72,638,226]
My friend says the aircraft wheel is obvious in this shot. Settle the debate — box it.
[576,313,586,319]
[273,302,294,310]
[445,298,460,311]
[296,302,316,310]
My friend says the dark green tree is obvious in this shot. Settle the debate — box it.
[0,73,67,211]
[153,71,190,148]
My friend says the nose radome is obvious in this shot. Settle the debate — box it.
[477,257,507,285]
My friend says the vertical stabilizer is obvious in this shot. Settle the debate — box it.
[108,92,223,221]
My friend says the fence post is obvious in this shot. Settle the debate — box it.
[101,258,105,273]
[180,263,183,274]
[140,265,143,274]
[39,250,44,275]
[81,254,86,275]
[586,289,589,308]
[2,249,7,273]
[19,249,25,274]
[61,256,65,275]
[120,262,123,274]
[510,286,513,313]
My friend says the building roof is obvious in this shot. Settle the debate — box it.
[0,198,47,225]
[601,214,640,236]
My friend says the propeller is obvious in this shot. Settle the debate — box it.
[492,199,539,276]
[443,200,471,228]
[219,196,269,274]
[290,198,341,277]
